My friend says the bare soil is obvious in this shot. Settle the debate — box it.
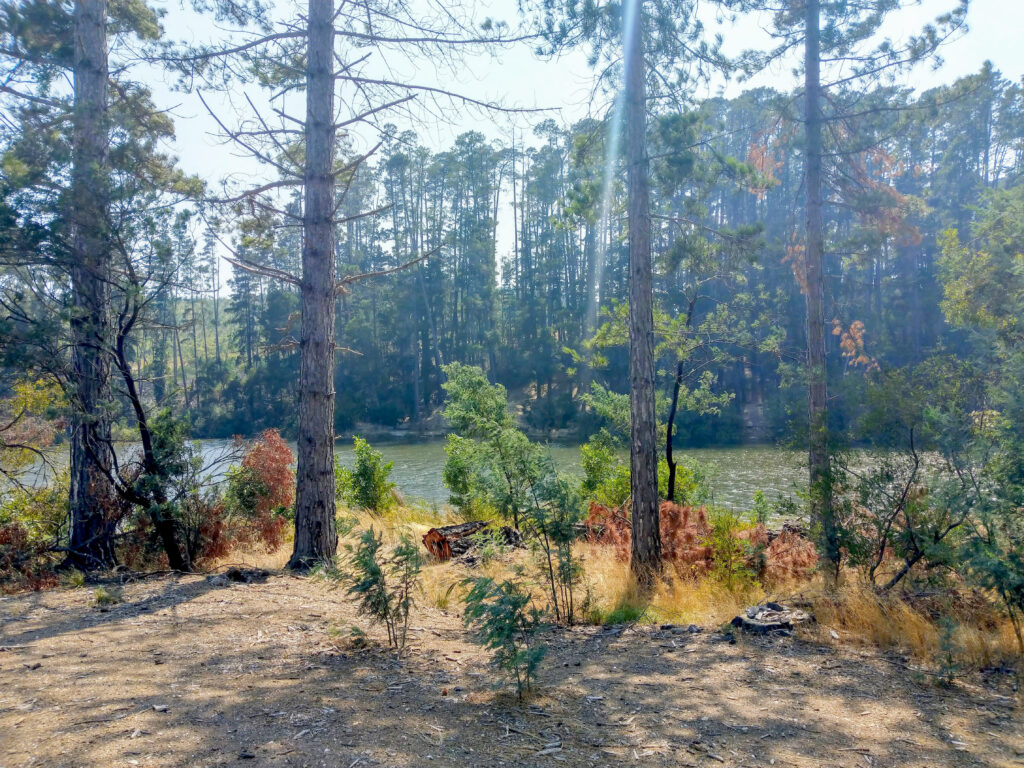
[1,573,1021,768]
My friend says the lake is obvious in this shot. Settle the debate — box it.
[331,441,806,510]
[28,440,808,511]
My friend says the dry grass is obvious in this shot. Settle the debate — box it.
[207,502,454,573]
[576,542,766,626]
[211,506,1022,674]
[803,582,1022,669]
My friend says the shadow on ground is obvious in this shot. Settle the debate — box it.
[1,574,1020,767]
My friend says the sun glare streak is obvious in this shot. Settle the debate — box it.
[587,0,640,334]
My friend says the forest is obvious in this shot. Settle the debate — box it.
[2,0,1024,766]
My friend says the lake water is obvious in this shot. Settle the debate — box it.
[336,441,806,510]
[28,440,808,511]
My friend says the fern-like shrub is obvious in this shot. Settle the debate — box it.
[461,575,546,699]
[346,527,421,651]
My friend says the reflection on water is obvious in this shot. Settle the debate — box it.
[26,440,808,511]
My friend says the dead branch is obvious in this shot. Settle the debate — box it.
[334,246,441,295]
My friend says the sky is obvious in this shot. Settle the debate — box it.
[145,0,1024,267]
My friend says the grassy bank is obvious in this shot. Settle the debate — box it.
[212,503,1023,679]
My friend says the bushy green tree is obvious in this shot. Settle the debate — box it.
[441,364,545,528]
[937,189,1024,649]
[443,363,588,623]
[336,438,396,512]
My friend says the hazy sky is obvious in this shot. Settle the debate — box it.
[147,0,1024,265]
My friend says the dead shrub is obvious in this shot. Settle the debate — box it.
[585,501,817,585]
[224,428,294,554]
[0,521,58,592]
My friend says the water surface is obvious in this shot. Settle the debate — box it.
[334,441,806,510]
[28,440,808,511]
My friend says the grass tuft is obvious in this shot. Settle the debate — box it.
[804,582,1021,669]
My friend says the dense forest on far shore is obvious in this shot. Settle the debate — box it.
[61,66,1021,446]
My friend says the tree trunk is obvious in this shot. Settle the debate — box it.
[666,360,683,503]
[114,324,189,572]
[804,0,838,587]
[67,0,117,571]
[289,0,338,569]
[421,520,489,560]
[624,0,661,587]
[213,266,221,365]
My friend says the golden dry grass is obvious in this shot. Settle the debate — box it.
[803,581,1022,668]
[212,505,1022,672]
[575,542,766,626]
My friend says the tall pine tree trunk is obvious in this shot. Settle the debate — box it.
[289,0,338,568]
[67,0,117,570]
[804,0,838,586]
[624,0,660,586]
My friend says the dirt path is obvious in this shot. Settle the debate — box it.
[1,575,1021,768]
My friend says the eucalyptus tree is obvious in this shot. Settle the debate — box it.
[720,0,968,585]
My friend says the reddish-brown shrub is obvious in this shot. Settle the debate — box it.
[240,429,296,515]
[585,501,818,584]
[585,501,631,557]
[0,522,57,592]
[224,429,294,555]
[763,526,818,584]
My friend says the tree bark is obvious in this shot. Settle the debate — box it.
[804,0,838,587]
[67,0,117,571]
[421,520,489,560]
[289,0,338,569]
[624,0,661,587]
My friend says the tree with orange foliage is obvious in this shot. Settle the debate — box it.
[225,430,295,553]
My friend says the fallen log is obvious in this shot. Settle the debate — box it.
[422,521,489,560]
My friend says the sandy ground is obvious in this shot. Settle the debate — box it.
[1,573,1022,768]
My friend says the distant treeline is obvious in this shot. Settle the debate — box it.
[127,65,1021,445]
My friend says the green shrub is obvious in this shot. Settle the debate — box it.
[345,527,422,651]
[704,508,753,590]
[527,473,586,624]
[441,434,495,520]
[0,474,68,590]
[594,601,646,626]
[334,454,353,505]
[579,435,630,507]
[671,459,713,506]
[337,437,396,511]
[93,585,122,606]
[751,490,772,526]
[461,575,546,699]
[579,431,712,508]
[0,474,68,545]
